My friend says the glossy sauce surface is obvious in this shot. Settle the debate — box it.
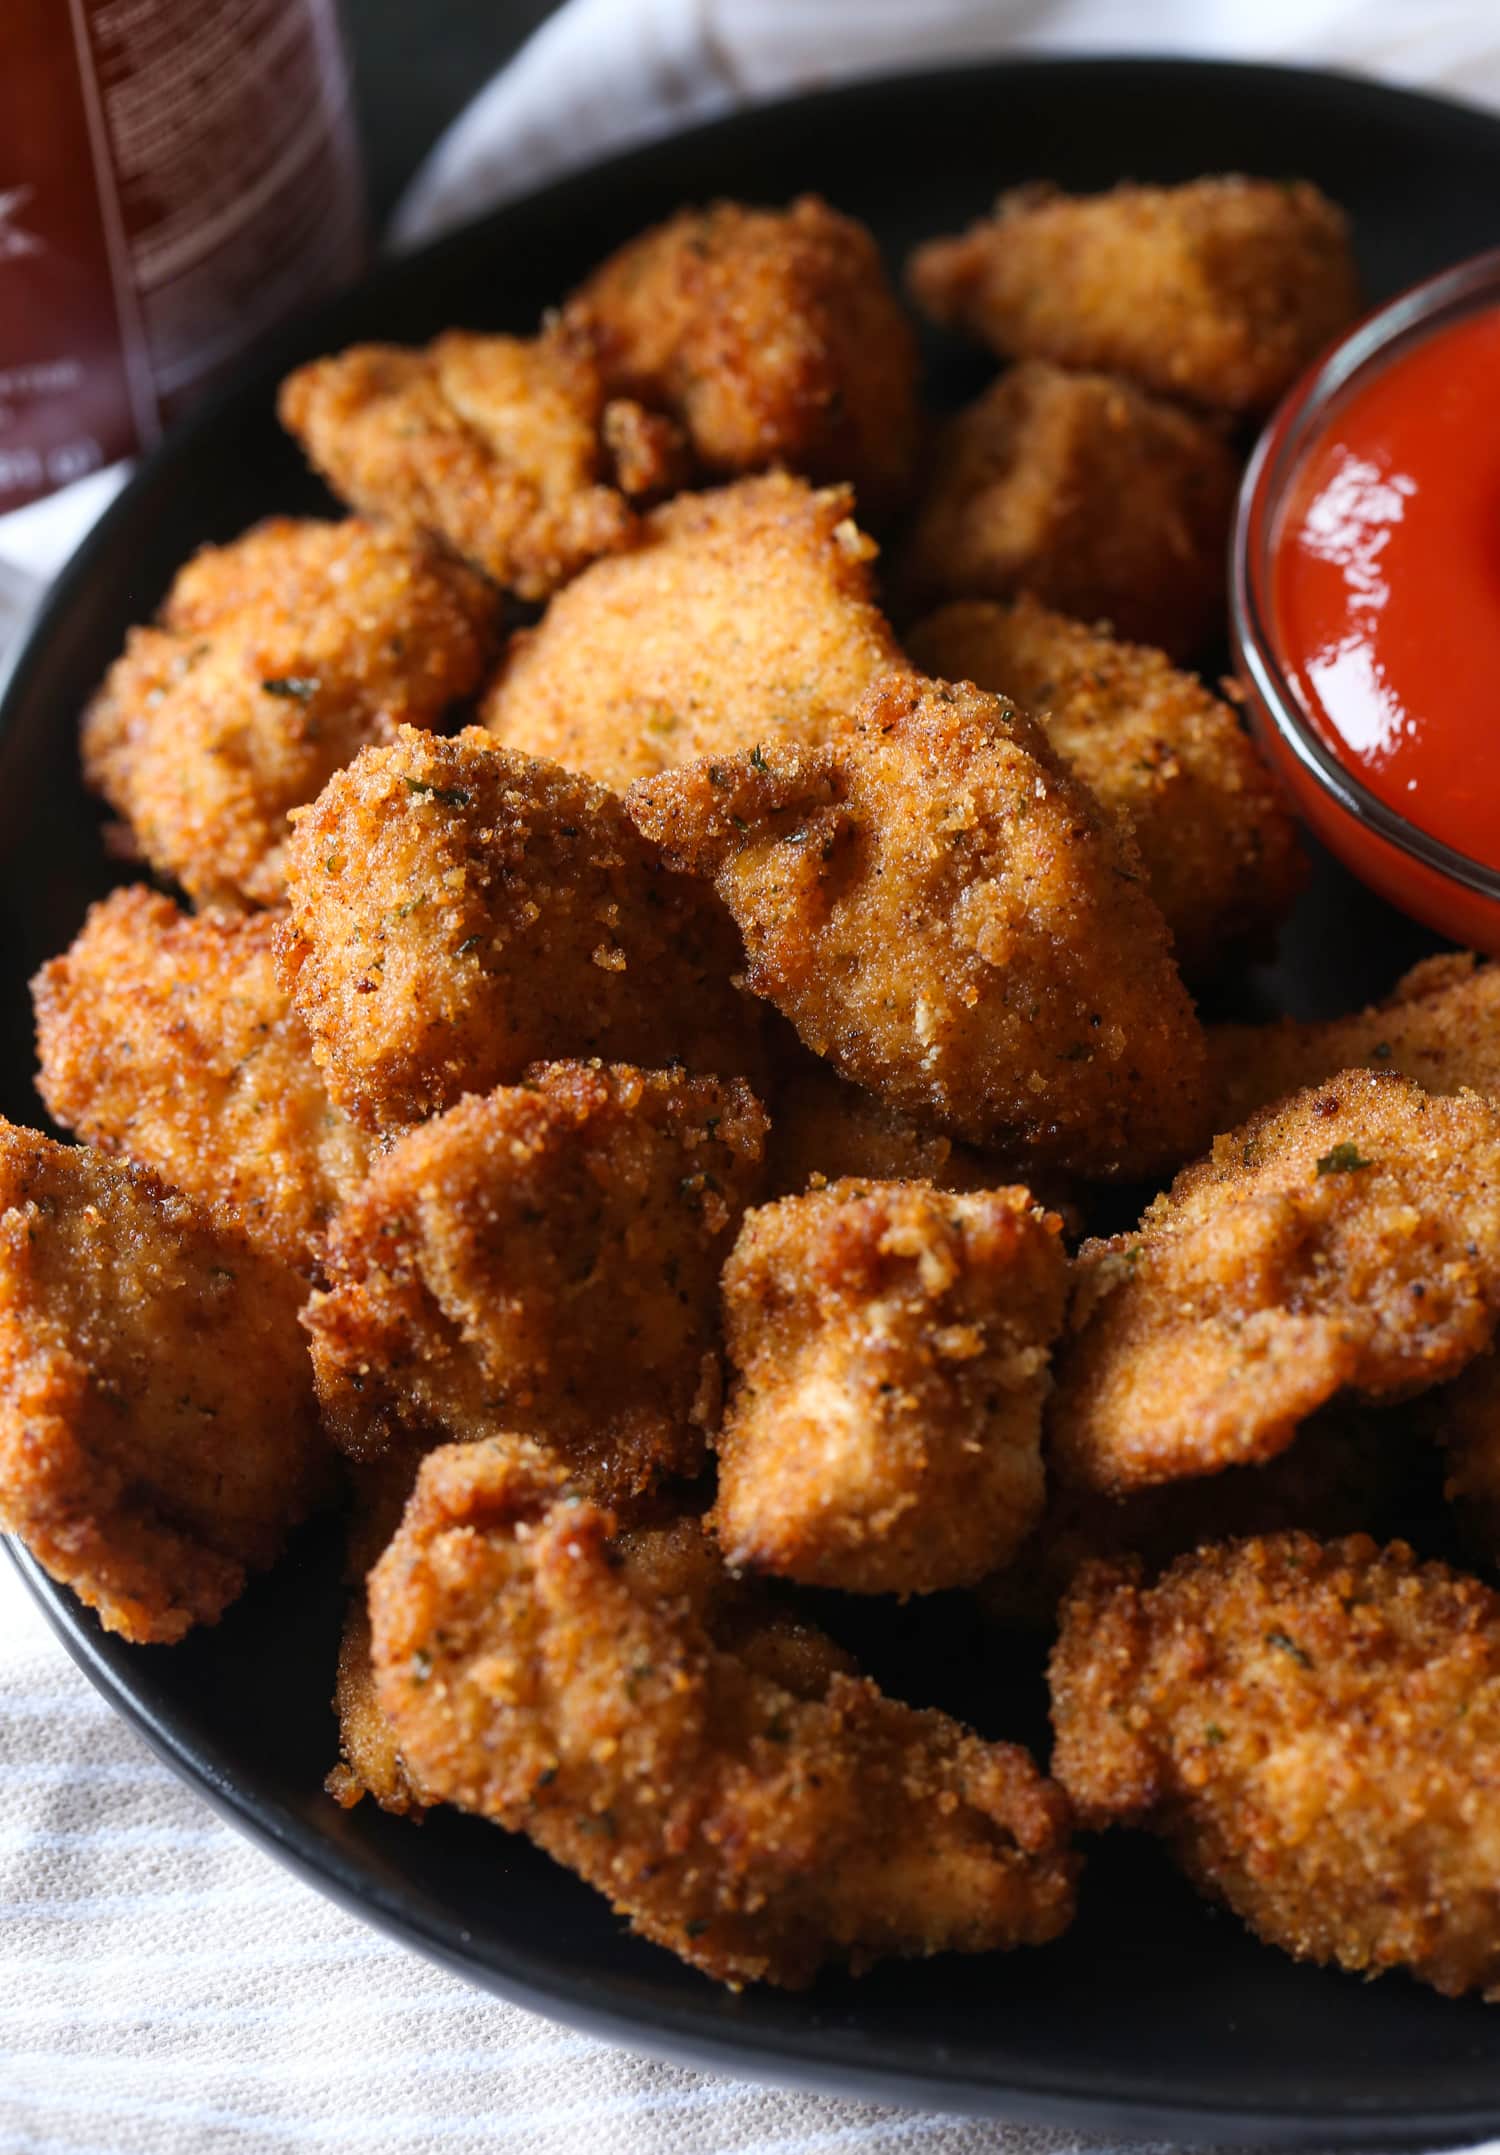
[1272,304,1500,870]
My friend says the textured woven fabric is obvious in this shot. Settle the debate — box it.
[8,4,1500,2147]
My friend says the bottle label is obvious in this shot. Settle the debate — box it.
[0,0,363,514]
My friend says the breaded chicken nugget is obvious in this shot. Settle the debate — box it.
[896,363,1238,660]
[1051,1072,1500,1496]
[764,1044,1001,1199]
[369,1437,1077,1987]
[910,177,1359,417]
[80,518,495,911]
[483,474,906,788]
[33,886,368,1270]
[906,596,1304,977]
[1208,954,1500,1132]
[980,1403,1435,1633]
[302,1062,767,1499]
[712,1178,1066,1594]
[279,331,686,598]
[280,726,761,1131]
[1050,1532,1500,1997]
[563,197,922,521]
[0,1123,326,1644]
[627,673,1206,1179]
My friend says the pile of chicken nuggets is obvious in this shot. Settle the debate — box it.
[13,171,1500,2005]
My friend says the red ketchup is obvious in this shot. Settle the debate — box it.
[1270,305,1500,878]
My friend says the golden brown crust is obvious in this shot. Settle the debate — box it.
[278,332,685,597]
[563,196,922,521]
[909,178,1359,414]
[1049,1532,1500,1997]
[32,886,368,1271]
[896,363,1238,661]
[1050,1072,1500,1496]
[712,1178,1066,1593]
[1207,954,1500,1131]
[627,673,1206,1179]
[302,1061,767,1500]
[280,726,763,1132]
[483,474,906,789]
[0,1123,327,1643]
[369,1438,1078,1987]
[906,596,1304,978]
[80,518,496,909]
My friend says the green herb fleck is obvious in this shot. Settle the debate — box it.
[455,934,484,957]
[1316,1141,1374,1176]
[1204,1723,1227,1745]
[261,675,320,701]
[404,776,472,807]
[1370,1041,1392,1061]
[749,744,769,772]
[1265,1629,1313,1669]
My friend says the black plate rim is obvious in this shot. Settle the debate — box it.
[8,53,1500,2143]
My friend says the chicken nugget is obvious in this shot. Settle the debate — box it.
[0,1123,326,1643]
[910,177,1359,416]
[1050,1532,1500,1997]
[302,1061,767,1499]
[1051,1071,1500,1496]
[563,196,922,521]
[627,673,1206,1179]
[1208,953,1500,1131]
[896,363,1238,660]
[906,595,1303,977]
[81,517,496,909]
[712,1178,1066,1594]
[980,1403,1436,1633]
[369,1437,1077,1987]
[279,330,686,598]
[33,886,368,1271]
[280,726,761,1131]
[483,474,906,788]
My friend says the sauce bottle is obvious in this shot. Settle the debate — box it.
[0,0,364,514]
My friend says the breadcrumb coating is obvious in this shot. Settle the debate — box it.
[80,518,496,909]
[906,596,1304,978]
[712,1178,1066,1594]
[279,331,686,597]
[483,474,906,788]
[280,726,762,1132]
[1207,954,1500,1131]
[627,673,1205,1178]
[0,1123,327,1643]
[896,363,1238,661]
[1051,1071,1500,1496]
[369,1437,1078,1987]
[910,177,1359,415]
[1050,1532,1500,1997]
[33,886,368,1270]
[302,1061,767,1499]
[563,196,922,521]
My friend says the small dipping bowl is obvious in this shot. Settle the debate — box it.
[1232,247,1500,951]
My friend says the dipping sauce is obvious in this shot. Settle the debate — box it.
[1270,304,1500,872]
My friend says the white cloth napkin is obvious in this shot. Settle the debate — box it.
[8,4,1500,2150]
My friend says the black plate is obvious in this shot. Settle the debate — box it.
[6,56,1500,2144]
